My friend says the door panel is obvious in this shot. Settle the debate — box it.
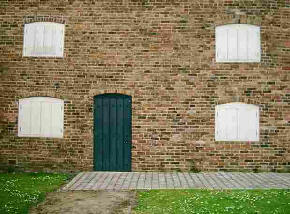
[94,94,132,171]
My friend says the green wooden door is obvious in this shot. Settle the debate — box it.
[94,94,132,171]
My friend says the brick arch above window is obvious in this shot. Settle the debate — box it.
[89,89,135,97]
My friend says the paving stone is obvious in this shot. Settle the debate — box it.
[83,172,101,190]
[71,172,92,190]
[62,172,84,191]
[135,173,143,189]
[114,172,127,190]
[164,173,175,189]
[188,173,205,188]
[178,173,189,188]
[171,172,182,189]
[84,172,102,190]
[151,172,159,189]
[158,172,167,189]
[122,172,133,189]
[144,172,153,189]
[106,173,121,190]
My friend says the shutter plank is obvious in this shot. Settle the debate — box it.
[248,27,260,61]
[54,24,64,57]
[34,23,45,56]
[239,107,259,141]
[19,102,32,136]
[52,24,58,56]
[216,108,228,141]
[30,101,41,136]
[40,102,52,137]
[43,23,53,56]
[228,28,238,61]
[23,24,35,56]
[51,102,64,138]
[225,108,238,140]
[216,27,228,62]
[215,110,219,140]
[238,27,248,61]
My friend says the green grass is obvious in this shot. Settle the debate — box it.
[134,189,290,214]
[0,172,68,214]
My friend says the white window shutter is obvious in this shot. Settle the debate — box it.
[18,101,32,136]
[215,107,238,141]
[216,27,228,62]
[248,26,260,62]
[18,97,64,138]
[30,101,42,136]
[224,108,238,140]
[51,101,64,138]
[54,24,65,57]
[40,101,52,137]
[228,28,238,61]
[215,110,221,140]
[215,103,259,141]
[238,107,259,141]
[43,23,53,56]
[255,109,259,140]
[23,24,35,56]
[23,22,65,57]
[34,23,45,56]
[237,27,248,60]
[216,24,260,62]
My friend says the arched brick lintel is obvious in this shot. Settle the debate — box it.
[90,89,134,97]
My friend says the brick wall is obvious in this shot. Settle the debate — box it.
[0,0,289,172]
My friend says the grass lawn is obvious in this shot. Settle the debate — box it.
[134,189,290,214]
[0,172,68,214]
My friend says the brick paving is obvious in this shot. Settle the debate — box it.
[62,172,290,191]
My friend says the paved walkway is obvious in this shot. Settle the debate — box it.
[62,172,290,191]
